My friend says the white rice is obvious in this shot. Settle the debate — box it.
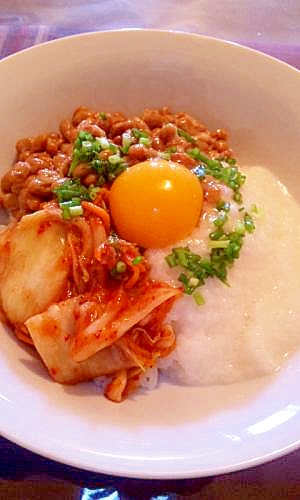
[147,166,300,385]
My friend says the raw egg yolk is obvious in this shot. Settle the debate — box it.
[109,159,203,248]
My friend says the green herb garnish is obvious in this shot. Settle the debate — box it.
[139,136,151,147]
[88,186,101,201]
[219,156,236,166]
[233,192,242,203]
[108,154,122,165]
[53,179,91,220]
[167,248,213,295]
[234,220,246,235]
[132,256,143,265]
[121,131,133,154]
[165,200,255,302]
[69,131,101,175]
[243,212,255,233]
[68,131,127,182]
[193,291,205,306]
[54,178,91,203]
[166,231,244,296]
[213,210,228,227]
[209,229,224,240]
[58,199,83,220]
[110,260,127,278]
[106,160,127,181]
[208,240,230,249]
[190,148,245,203]
[97,137,110,150]
[108,143,119,154]
[131,128,149,139]
[216,200,230,212]
[116,261,127,273]
[177,128,196,144]
[165,146,177,154]
[160,146,177,160]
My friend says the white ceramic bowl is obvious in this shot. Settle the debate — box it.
[0,30,300,479]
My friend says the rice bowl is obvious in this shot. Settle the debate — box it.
[0,30,299,478]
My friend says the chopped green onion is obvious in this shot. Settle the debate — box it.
[88,186,101,201]
[193,291,205,306]
[188,276,200,288]
[59,202,72,220]
[209,230,224,240]
[69,130,127,183]
[59,199,81,207]
[99,112,107,120]
[69,205,83,217]
[122,131,132,154]
[159,146,178,160]
[131,128,149,139]
[234,221,246,235]
[69,131,101,175]
[177,128,196,144]
[90,159,104,173]
[160,147,177,160]
[107,161,127,181]
[81,140,94,153]
[216,200,231,212]
[188,148,220,167]
[160,152,171,160]
[109,143,119,154]
[208,240,230,249]
[166,219,252,300]
[96,137,110,150]
[60,206,71,220]
[59,199,82,220]
[54,178,90,203]
[224,157,237,165]
[213,211,228,227]
[108,154,122,165]
[250,203,264,218]
[172,247,190,267]
[116,261,127,273]
[228,166,238,179]
[139,136,151,147]
[165,146,177,154]
[233,191,242,203]
[178,273,194,294]
[188,148,245,203]
[165,254,177,267]
[132,256,143,265]
[244,212,255,233]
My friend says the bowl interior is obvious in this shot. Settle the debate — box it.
[0,30,300,479]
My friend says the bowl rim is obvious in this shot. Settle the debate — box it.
[1,27,299,75]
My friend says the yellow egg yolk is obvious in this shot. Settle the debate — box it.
[109,159,203,248]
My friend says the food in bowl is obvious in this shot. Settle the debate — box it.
[0,105,300,402]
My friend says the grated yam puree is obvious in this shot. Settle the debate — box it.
[146,166,300,385]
